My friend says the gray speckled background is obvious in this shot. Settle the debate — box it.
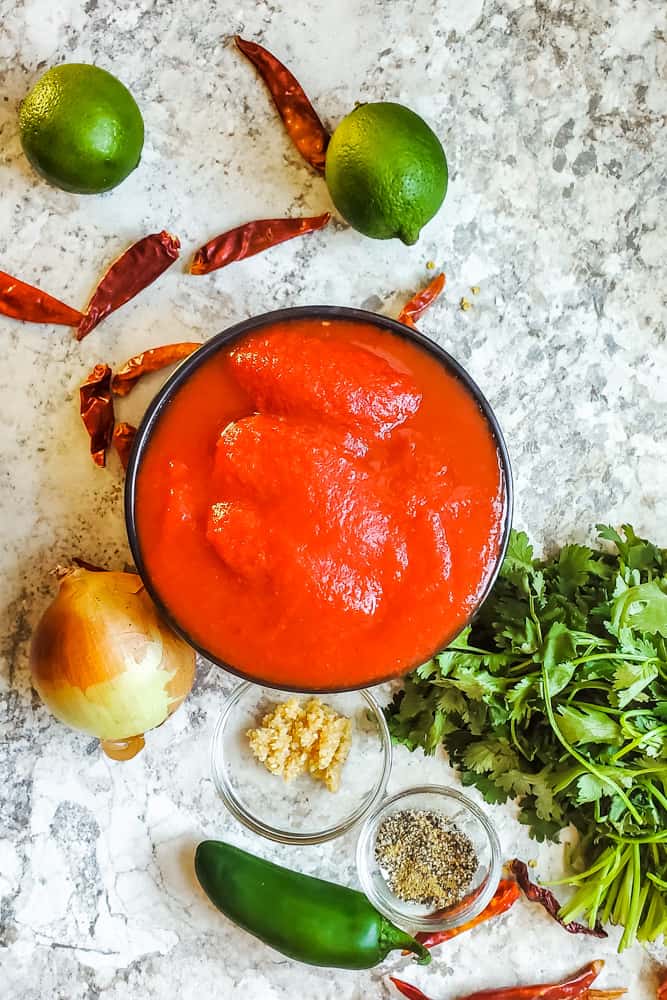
[1,1,666,997]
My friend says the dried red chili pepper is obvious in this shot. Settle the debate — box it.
[510,860,607,938]
[235,36,330,173]
[586,992,627,999]
[0,270,83,326]
[392,962,605,1000]
[80,364,114,467]
[398,272,446,328]
[190,213,330,275]
[658,976,667,1000]
[457,961,605,1000]
[390,979,431,1000]
[77,231,181,340]
[112,422,137,470]
[111,342,200,396]
[415,878,520,949]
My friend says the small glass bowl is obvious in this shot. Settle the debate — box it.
[356,785,501,932]
[211,682,392,844]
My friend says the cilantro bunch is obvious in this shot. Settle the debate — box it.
[387,525,667,951]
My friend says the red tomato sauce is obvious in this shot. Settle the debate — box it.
[135,317,507,690]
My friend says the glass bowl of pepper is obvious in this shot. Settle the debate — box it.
[356,785,502,933]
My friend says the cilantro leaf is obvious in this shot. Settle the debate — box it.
[557,704,622,745]
[556,544,596,597]
[611,581,667,637]
[496,768,534,797]
[575,774,606,803]
[614,661,659,708]
[502,530,535,575]
[462,737,518,775]
[517,808,563,843]
[460,770,511,805]
[450,666,508,701]
[507,675,538,721]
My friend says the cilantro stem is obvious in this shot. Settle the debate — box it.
[613,727,667,762]
[528,591,542,645]
[645,779,667,813]
[565,698,623,715]
[570,632,615,648]
[638,885,667,942]
[624,765,667,777]
[448,644,503,656]
[562,650,658,671]
[622,708,662,719]
[559,844,628,929]
[610,831,667,844]
[612,850,634,926]
[541,664,642,823]
[600,858,626,925]
[548,844,619,886]
[509,714,532,759]
[619,845,644,951]
[597,846,630,916]
[647,872,667,890]
[508,658,538,675]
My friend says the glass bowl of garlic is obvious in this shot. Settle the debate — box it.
[211,682,392,844]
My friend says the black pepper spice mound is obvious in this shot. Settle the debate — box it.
[374,808,478,910]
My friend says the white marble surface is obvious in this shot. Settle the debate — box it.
[1,0,666,997]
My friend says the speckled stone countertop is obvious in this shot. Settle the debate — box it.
[1,1,666,997]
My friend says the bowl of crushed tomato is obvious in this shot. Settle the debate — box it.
[125,307,512,692]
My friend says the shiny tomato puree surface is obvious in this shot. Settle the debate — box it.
[135,317,506,689]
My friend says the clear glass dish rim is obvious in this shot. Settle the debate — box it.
[211,681,393,845]
[355,783,502,931]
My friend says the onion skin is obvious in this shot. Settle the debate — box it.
[30,568,195,755]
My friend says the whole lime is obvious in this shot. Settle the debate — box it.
[325,102,447,246]
[19,64,144,194]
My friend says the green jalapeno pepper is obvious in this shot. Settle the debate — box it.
[195,840,431,970]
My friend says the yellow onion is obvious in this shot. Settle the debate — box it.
[30,567,196,760]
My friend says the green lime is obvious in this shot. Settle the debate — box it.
[325,102,447,246]
[19,64,144,195]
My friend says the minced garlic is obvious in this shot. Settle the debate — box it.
[247,697,352,792]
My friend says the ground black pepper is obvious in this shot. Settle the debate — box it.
[375,808,478,910]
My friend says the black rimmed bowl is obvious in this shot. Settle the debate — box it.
[124,306,513,692]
